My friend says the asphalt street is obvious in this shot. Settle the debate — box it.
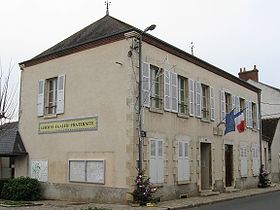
[186,191,280,210]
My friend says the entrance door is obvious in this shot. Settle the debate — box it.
[225,144,233,187]
[201,143,212,190]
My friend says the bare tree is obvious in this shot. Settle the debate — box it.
[0,58,18,127]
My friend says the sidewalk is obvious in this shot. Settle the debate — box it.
[1,184,279,210]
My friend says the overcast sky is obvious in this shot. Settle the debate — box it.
[1,0,279,88]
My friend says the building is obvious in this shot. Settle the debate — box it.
[17,14,261,203]
[0,122,27,180]
[239,66,280,182]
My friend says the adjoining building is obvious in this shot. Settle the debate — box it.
[239,66,280,182]
[0,122,27,180]
[17,14,261,203]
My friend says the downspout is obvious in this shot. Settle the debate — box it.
[258,89,262,167]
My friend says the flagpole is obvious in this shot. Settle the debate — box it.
[217,107,247,128]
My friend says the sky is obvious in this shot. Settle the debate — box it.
[0,0,280,89]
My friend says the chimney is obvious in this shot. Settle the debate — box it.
[238,65,259,82]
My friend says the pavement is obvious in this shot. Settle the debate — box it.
[0,184,280,210]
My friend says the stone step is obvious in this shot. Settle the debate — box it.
[200,190,220,196]
[225,187,240,193]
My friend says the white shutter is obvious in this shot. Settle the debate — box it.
[37,80,45,116]
[249,101,253,128]
[246,100,249,128]
[210,86,215,121]
[149,140,157,183]
[157,140,164,183]
[178,140,190,181]
[149,139,164,184]
[221,90,226,122]
[232,95,236,113]
[252,144,259,176]
[142,62,150,107]
[183,142,190,181]
[164,70,171,111]
[170,72,178,112]
[178,141,184,181]
[56,74,65,114]
[235,96,240,113]
[240,145,248,177]
[256,103,260,130]
[189,79,194,116]
[196,82,202,118]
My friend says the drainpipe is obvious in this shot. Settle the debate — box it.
[258,90,262,168]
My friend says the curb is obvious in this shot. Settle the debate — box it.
[161,186,280,210]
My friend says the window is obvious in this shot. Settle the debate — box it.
[201,84,210,120]
[225,92,232,114]
[149,138,164,184]
[150,65,163,109]
[178,140,190,181]
[46,78,57,114]
[178,76,188,115]
[37,74,65,116]
[69,160,105,184]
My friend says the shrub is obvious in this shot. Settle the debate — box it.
[1,177,41,201]
[0,179,9,198]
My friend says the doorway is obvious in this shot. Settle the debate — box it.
[225,144,233,187]
[201,143,212,190]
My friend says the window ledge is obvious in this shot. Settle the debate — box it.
[152,183,164,187]
[252,128,258,132]
[149,107,164,114]
[43,114,57,119]
[177,113,189,119]
[177,180,191,185]
[201,118,210,123]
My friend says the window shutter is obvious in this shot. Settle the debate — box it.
[149,140,157,183]
[240,145,248,177]
[170,72,178,112]
[245,100,249,127]
[235,96,240,113]
[210,86,215,121]
[178,140,190,181]
[142,62,150,107]
[157,140,164,183]
[232,95,236,113]
[256,103,260,130]
[37,80,45,116]
[196,82,202,118]
[164,70,171,111]
[56,74,65,114]
[252,144,259,176]
[221,90,226,122]
[184,142,190,181]
[189,79,194,116]
[249,101,253,128]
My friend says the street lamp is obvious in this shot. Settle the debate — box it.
[138,24,156,172]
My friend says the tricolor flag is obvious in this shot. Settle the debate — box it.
[235,110,245,133]
[224,109,246,135]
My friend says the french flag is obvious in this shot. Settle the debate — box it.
[235,110,245,133]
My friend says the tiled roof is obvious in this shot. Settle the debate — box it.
[34,15,135,59]
[0,122,27,156]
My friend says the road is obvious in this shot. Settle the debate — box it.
[186,191,280,210]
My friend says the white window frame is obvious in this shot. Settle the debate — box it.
[178,76,188,115]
